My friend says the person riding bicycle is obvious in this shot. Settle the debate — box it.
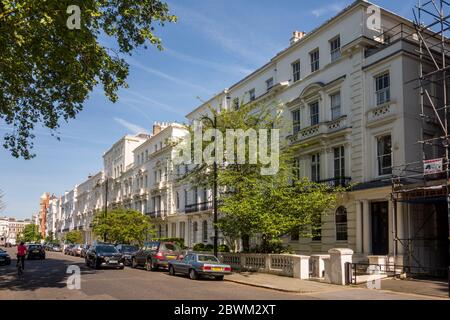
[17,241,27,271]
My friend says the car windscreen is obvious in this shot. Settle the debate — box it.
[96,246,118,253]
[160,243,180,252]
[122,245,138,252]
[28,245,40,250]
[197,255,220,263]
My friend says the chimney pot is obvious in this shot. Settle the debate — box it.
[153,123,161,135]
[290,31,306,45]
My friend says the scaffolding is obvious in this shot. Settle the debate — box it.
[387,0,450,276]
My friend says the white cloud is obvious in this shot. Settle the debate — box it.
[128,58,212,95]
[165,47,252,77]
[124,90,187,117]
[311,3,346,18]
[113,117,148,134]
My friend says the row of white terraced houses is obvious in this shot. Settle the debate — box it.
[44,1,446,270]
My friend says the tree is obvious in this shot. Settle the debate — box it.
[0,0,177,159]
[92,208,155,245]
[177,102,346,252]
[64,230,83,244]
[20,223,41,242]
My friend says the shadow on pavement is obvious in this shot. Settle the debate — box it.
[0,254,95,292]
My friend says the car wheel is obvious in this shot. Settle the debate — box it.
[145,259,152,271]
[189,269,198,280]
[215,275,224,281]
[131,258,137,269]
[169,265,175,276]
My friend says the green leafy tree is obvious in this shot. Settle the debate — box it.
[177,102,346,252]
[64,230,84,244]
[0,0,176,159]
[92,208,155,246]
[20,223,41,242]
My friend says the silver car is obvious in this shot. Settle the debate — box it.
[168,253,231,280]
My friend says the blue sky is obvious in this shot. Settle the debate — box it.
[0,0,417,219]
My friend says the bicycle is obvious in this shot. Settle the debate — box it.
[16,255,24,276]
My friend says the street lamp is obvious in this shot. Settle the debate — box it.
[200,114,219,257]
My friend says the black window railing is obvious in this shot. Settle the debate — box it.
[145,210,167,218]
[318,177,352,188]
[185,201,213,213]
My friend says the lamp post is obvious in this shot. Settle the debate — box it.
[104,177,109,242]
[200,114,218,257]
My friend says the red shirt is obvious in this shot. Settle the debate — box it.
[17,244,27,256]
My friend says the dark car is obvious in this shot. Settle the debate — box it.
[115,244,139,266]
[27,244,45,260]
[168,253,231,280]
[0,248,11,265]
[131,241,181,271]
[85,244,124,269]
[64,244,74,255]
[80,244,90,258]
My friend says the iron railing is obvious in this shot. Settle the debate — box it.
[185,201,213,213]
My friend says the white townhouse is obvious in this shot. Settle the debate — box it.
[46,0,446,273]
[45,195,59,238]
[179,0,446,270]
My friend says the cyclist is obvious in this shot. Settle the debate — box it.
[17,241,27,271]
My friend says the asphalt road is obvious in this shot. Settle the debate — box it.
[0,248,307,300]
[0,248,442,300]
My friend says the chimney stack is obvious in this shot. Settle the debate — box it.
[290,31,306,45]
[153,123,161,135]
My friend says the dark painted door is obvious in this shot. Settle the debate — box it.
[371,201,389,255]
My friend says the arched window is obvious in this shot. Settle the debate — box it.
[335,206,348,241]
[202,220,208,242]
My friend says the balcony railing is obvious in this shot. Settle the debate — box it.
[290,116,349,143]
[145,210,167,218]
[185,201,213,213]
[318,177,352,188]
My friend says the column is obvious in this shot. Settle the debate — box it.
[362,200,371,254]
[388,200,395,255]
[355,201,363,253]
[396,201,405,255]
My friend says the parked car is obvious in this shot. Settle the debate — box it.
[168,253,231,280]
[71,244,82,256]
[27,244,45,260]
[115,244,139,266]
[85,244,124,269]
[51,244,62,252]
[0,248,11,265]
[80,244,90,258]
[64,244,74,255]
[131,241,181,271]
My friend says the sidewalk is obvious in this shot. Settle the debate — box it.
[225,272,449,300]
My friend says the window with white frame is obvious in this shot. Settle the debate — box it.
[292,109,301,134]
[330,36,341,62]
[266,77,274,91]
[311,153,320,182]
[293,157,301,181]
[335,206,348,241]
[249,88,256,101]
[310,101,319,126]
[292,60,301,82]
[330,92,341,120]
[179,221,185,239]
[333,146,345,179]
[175,191,179,209]
[171,223,176,238]
[375,72,390,105]
[310,49,320,72]
[193,187,198,204]
[184,189,188,206]
[193,222,198,243]
[377,134,392,175]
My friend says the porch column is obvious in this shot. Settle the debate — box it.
[362,200,371,254]
[355,201,363,253]
[388,200,395,255]
[396,201,405,255]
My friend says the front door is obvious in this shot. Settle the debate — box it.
[371,201,389,255]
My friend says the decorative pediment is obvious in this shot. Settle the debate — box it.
[299,82,325,100]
